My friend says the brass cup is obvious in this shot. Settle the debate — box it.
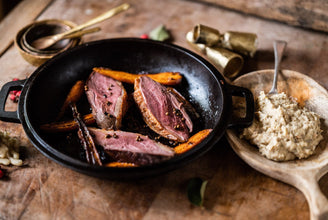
[15,19,82,66]
[186,31,244,79]
[205,46,244,79]
[191,24,258,57]
[192,24,220,46]
[221,31,258,57]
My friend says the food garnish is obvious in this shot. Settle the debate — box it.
[93,67,182,85]
[105,161,137,167]
[56,80,85,121]
[0,168,4,178]
[149,24,170,42]
[71,104,102,166]
[40,113,95,133]
[187,177,208,207]
[9,78,21,103]
[174,129,212,154]
[0,131,22,166]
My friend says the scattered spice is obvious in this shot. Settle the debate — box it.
[136,135,143,142]
[0,168,4,179]
[174,124,181,130]
[105,134,111,139]
[113,133,118,138]
[9,78,21,103]
[140,34,149,39]
[174,109,182,116]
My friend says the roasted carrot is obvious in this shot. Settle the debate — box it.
[174,129,213,154]
[56,80,85,121]
[105,162,138,167]
[40,113,95,133]
[93,67,182,85]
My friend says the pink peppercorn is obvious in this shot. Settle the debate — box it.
[9,78,21,102]
[140,34,149,39]
[0,169,4,179]
[9,94,17,101]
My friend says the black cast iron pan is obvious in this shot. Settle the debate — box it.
[0,38,253,179]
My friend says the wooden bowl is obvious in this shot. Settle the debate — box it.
[226,69,328,220]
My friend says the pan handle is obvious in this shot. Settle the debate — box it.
[0,79,26,123]
[227,84,254,128]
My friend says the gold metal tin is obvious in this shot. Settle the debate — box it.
[192,24,220,46]
[191,24,258,57]
[205,46,244,78]
[221,31,258,57]
[186,31,244,79]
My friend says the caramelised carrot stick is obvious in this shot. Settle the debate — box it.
[174,129,213,154]
[56,80,85,121]
[40,113,95,133]
[93,67,182,85]
[105,162,138,167]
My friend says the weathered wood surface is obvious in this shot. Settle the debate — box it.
[195,0,328,33]
[0,0,53,56]
[0,0,327,219]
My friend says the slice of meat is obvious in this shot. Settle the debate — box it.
[133,76,193,142]
[85,71,128,130]
[88,127,175,165]
[166,87,199,125]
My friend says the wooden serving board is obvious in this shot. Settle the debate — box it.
[0,0,327,219]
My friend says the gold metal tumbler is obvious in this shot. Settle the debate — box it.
[192,24,220,46]
[221,31,258,57]
[186,31,244,79]
[191,24,258,57]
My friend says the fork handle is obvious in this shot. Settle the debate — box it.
[268,40,287,94]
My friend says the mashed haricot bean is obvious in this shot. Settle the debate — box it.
[241,91,323,161]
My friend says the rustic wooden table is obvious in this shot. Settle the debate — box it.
[0,0,327,219]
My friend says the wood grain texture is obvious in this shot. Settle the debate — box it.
[0,0,53,56]
[0,0,327,219]
[191,0,328,33]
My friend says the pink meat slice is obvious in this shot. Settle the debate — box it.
[89,127,175,165]
[133,76,193,142]
[85,71,128,130]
